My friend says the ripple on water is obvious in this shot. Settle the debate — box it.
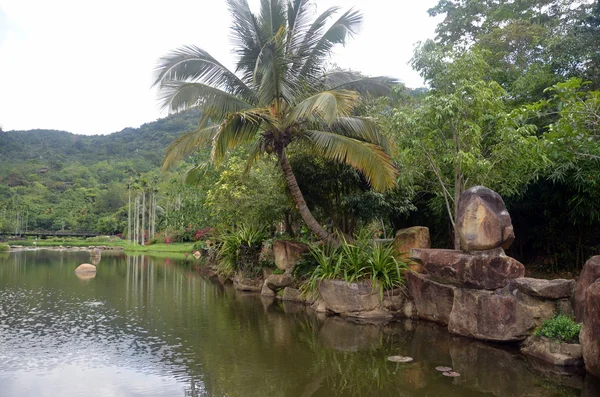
[0,287,198,381]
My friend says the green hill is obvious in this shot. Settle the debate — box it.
[0,110,200,233]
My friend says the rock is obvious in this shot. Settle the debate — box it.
[394,226,430,263]
[75,263,96,273]
[233,273,263,292]
[89,248,101,257]
[574,256,600,321]
[318,279,380,314]
[273,240,309,271]
[260,280,275,297]
[282,287,304,303]
[311,298,328,313]
[556,299,575,318]
[520,336,583,366]
[406,272,455,325]
[411,248,524,290]
[581,282,600,377]
[448,288,555,342]
[510,277,575,300]
[265,274,293,291]
[456,186,515,251]
[382,289,406,312]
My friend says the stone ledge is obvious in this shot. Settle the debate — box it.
[510,277,575,300]
[520,336,583,366]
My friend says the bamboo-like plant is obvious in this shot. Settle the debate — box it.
[154,0,398,245]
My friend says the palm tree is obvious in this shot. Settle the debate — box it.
[154,0,398,244]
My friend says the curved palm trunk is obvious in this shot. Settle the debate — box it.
[278,150,337,245]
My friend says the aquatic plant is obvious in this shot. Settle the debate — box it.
[534,314,581,343]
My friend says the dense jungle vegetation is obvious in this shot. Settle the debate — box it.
[1,0,599,273]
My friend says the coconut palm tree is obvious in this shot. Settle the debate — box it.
[154,0,398,244]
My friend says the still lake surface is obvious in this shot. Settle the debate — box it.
[0,250,598,397]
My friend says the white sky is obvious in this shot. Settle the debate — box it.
[0,0,441,135]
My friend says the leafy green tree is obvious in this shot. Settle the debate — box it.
[517,78,600,222]
[395,49,545,248]
[427,0,598,102]
[154,0,397,244]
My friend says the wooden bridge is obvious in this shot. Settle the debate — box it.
[6,230,101,238]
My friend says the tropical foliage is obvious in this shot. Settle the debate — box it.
[305,230,409,299]
[154,0,398,244]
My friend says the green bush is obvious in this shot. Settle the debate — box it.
[0,243,9,252]
[217,225,268,278]
[534,315,581,343]
[305,231,408,299]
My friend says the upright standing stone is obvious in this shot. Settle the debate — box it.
[574,256,600,321]
[581,282,600,377]
[456,186,515,251]
[273,240,309,271]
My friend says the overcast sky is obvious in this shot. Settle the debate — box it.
[0,0,441,135]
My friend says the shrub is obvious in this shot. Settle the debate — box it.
[0,243,9,252]
[305,231,408,299]
[534,315,581,343]
[272,268,284,275]
[217,225,268,278]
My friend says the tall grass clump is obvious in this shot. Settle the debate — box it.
[217,225,267,278]
[305,230,408,299]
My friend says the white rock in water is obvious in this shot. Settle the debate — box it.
[75,263,96,273]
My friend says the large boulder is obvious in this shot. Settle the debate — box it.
[233,273,263,292]
[456,186,515,251]
[510,277,575,300]
[581,282,600,377]
[75,263,96,273]
[410,248,524,290]
[265,274,293,291]
[574,256,600,321]
[273,240,310,271]
[282,287,304,302]
[406,272,456,325]
[448,288,555,342]
[318,279,379,314]
[520,336,583,366]
[394,226,430,265]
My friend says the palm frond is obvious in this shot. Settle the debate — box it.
[162,125,220,171]
[298,9,363,80]
[228,0,267,83]
[328,117,393,154]
[254,28,297,105]
[322,71,397,96]
[157,81,254,116]
[211,110,266,164]
[286,0,313,54]
[244,139,265,174]
[153,45,255,102]
[259,0,287,37]
[183,162,212,185]
[304,130,398,191]
[287,90,359,125]
[289,6,339,72]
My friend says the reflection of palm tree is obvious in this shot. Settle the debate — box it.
[154,0,398,244]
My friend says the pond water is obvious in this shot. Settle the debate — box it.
[0,250,598,397]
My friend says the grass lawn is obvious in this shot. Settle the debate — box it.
[6,238,195,254]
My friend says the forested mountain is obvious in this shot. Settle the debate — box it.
[0,110,200,233]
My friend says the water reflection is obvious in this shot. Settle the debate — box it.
[0,250,598,397]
